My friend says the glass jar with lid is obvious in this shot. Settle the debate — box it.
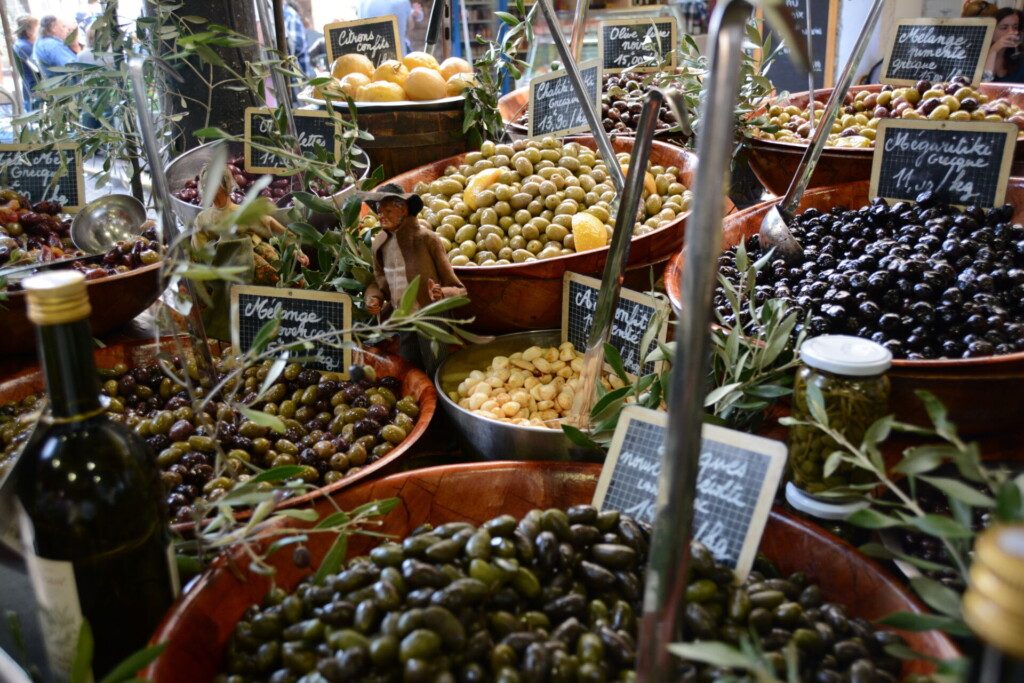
[788,335,892,493]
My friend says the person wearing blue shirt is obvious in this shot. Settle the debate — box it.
[32,15,80,80]
[284,1,313,78]
[357,0,419,55]
[12,16,39,111]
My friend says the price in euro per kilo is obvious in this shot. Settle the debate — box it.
[891,166,980,203]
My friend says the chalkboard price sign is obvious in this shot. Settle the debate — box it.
[763,0,837,94]
[561,272,668,377]
[244,108,341,174]
[881,18,995,87]
[0,144,86,212]
[598,18,677,73]
[871,119,1016,208]
[528,59,602,139]
[324,16,401,66]
[593,406,787,577]
[230,285,353,374]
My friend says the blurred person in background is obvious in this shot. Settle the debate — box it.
[13,15,40,111]
[284,0,313,78]
[983,8,1024,82]
[33,16,80,79]
[357,0,423,55]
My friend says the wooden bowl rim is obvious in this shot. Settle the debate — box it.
[3,259,163,301]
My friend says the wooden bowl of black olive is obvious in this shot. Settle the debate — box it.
[665,179,1024,437]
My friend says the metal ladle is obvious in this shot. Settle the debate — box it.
[758,0,884,263]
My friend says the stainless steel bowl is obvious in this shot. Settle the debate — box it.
[70,194,147,254]
[434,329,603,462]
[164,140,369,227]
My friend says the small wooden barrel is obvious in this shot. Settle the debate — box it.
[348,102,471,179]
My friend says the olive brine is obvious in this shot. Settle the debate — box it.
[220,507,916,683]
[714,194,1024,359]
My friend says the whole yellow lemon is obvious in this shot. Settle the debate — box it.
[403,51,440,72]
[439,57,473,81]
[373,60,409,87]
[331,53,374,80]
[356,80,406,102]
[339,72,371,98]
[445,72,477,96]
[404,67,448,101]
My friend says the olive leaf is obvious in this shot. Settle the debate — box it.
[69,621,94,683]
[237,406,287,434]
[846,508,902,529]
[905,514,974,539]
[877,611,972,637]
[821,450,845,479]
[314,533,349,586]
[919,475,995,508]
[910,576,963,618]
[804,381,828,427]
[98,643,167,683]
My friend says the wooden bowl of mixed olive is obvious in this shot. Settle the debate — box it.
[0,337,436,528]
[373,135,696,333]
[745,81,1024,196]
[145,461,957,682]
[665,179,1024,437]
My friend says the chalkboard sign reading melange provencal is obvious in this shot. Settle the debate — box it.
[324,16,401,66]
[528,59,602,139]
[244,108,341,174]
[881,18,995,87]
[561,273,668,377]
[592,406,787,577]
[230,285,353,375]
[598,18,677,73]
[0,144,85,212]
[762,0,837,94]
[870,119,1016,208]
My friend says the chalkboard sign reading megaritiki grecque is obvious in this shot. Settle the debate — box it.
[598,18,677,74]
[527,59,602,139]
[880,18,995,87]
[0,143,86,212]
[244,108,341,175]
[324,16,401,66]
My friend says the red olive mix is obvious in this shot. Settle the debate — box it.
[172,155,334,206]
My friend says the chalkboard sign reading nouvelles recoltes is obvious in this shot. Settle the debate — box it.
[871,119,1016,208]
[528,59,602,138]
[763,0,836,95]
[324,16,401,66]
[598,18,677,73]
[881,18,995,87]
[0,144,85,212]
[592,406,787,578]
[244,108,341,174]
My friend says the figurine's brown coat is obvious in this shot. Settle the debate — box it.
[369,216,467,312]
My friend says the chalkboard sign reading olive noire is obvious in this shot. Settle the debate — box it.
[528,59,602,139]
[324,16,401,67]
[761,0,837,95]
[0,143,85,212]
[870,119,1016,208]
[561,272,668,377]
[598,18,677,73]
[230,285,354,375]
[244,108,341,175]
[880,18,995,87]
[592,406,787,578]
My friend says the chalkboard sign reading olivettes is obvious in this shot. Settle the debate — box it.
[598,18,677,73]
[762,0,837,94]
[880,18,995,87]
[230,285,353,375]
[244,108,341,175]
[561,272,669,377]
[324,16,401,66]
[0,144,86,212]
[528,59,602,139]
[593,406,787,577]
[870,119,1016,208]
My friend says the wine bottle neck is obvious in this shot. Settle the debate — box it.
[36,319,102,419]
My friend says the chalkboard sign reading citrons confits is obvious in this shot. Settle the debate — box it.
[324,16,401,66]
[598,18,677,73]
[592,406,787,577]
[870,119,1016,208]
[230,285,354,375]
[761,0,837,95]
[561,272,669,377]
[880,18,995,87]
[528,59,602,139]
[244,108,341,175]
[0,143,85,212]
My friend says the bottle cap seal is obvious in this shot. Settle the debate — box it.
[964,525,1024,659]
[800,335,892,377]
[22,271,91,325]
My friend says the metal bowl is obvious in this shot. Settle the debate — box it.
[165,140,369,227]
[434,329,603,462]
[70,194,147,254]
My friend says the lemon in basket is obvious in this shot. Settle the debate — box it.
[572,213,609,252]
[373,60,409,88]
[339,72,371,98]
[446,72,476,96]
[332,53,374,80]
[404,67,448,101]
[439,57,473,81]
[356,80,405,102]
[403,51,440,72]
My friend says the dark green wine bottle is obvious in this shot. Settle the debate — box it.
[13,271,178,681]
[963,525,1024,683]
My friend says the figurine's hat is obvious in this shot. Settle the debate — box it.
[359,183,424,215]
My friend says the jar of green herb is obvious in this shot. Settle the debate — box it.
[789,335,892,493]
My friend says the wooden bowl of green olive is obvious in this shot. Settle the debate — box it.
[145,461,958,681]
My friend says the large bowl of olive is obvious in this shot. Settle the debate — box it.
[144,461,957,681]
[372,135,696,333]
[745,81,1024,195]
[0,337,436,528]
[665,179,1024,437]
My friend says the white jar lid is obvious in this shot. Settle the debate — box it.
[799,334,892,377]
[785,482,869,520]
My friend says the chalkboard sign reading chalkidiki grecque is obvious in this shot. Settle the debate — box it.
[871,119,1016,208]
[230,285,353,375]
[244,108,341,174]
[598,18,677,73]
[880,18,995,86]
[592,406,787,577]
[528,59,602,139]
[0,144,85,212]
[324,16,401,66]
[561,272,668,377]
[763,0,837,94]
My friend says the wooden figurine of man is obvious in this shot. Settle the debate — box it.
[362,184,467,374]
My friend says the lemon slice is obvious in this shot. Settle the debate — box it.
[619,163,656,195]
[572,213,608,252]
[463,168,503,210]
